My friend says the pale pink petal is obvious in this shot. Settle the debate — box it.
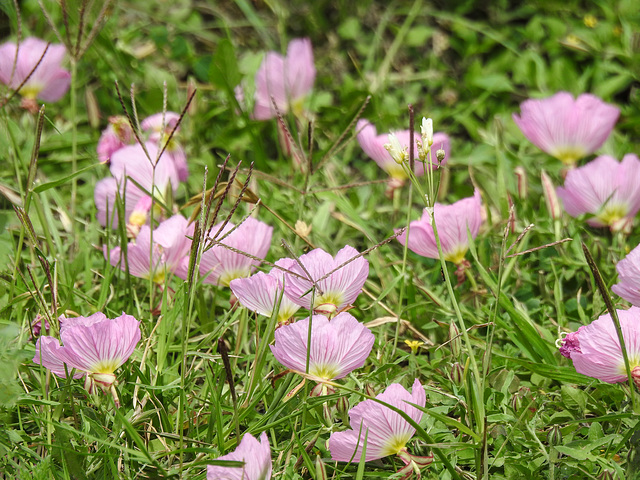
[58,313,141,374]
[207,432,271,480]
[556,154,640,229]
[231,272,281,317]
[284,245,369,311]
[612,244,640,306]
[270,313,374,380]
[141,112,181,132]
[513,92,619,164]
[33,336,84,379]
[201,218,273,286]
[253,52,287,120]
[285,38,315,101]
[329,379,425,462]
[396,190,483,264]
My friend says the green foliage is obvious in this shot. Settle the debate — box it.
[1,0,640,479]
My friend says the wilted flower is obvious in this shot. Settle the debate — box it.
[189,217,273,287]
[97,116,135,163]
[356,119,450,182]
[556,154,640,232]
[329,378,432,474]
[107,215,194,284]
[284,245,369,315]
[0,37,71,110]
[207,432,272,480]
[230,258,301,323]
[270,313,374,381]
[396,190,483,265]
[612,244,640,306]
[513,92,620,165]
[94,142,180,228]
[253,38,316,120]
[32,312,141,406]
[559,306,640,388]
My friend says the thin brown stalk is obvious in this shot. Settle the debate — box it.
[60,0,73,55]
[74,0,90,59]
[408,104,415,173]
[76,0,114,59]
[156,88,197,162]
[114,81,151,160]
[281,239,324,295]
[8,0,22,87]
[315,228,406,284]
[504,223,534,256]
[37,0,65,47]
[504,238,572,258]
[207,161,242,239]
[316,95,371,171]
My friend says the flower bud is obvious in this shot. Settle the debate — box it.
[449,322,461,358]
[315,455,328,480]
[436,148,446,164]
[546,425,562,446]
[514,166,527,199]
[541,170,562,220]
[364,384,376,398]
[450,362,464,386]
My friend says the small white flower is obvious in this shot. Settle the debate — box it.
[384,133,408,164]
[421,117,433,147]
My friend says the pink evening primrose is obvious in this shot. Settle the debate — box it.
[229,258,301,323]
[142,112,188,181]
[253,38,316,120]
[329,378,432,474]
[556,154,640,232]
[512,92,620,165]
[94,142,180,228]
[32,312,141,406]
[0,37,71,110]
[207,432,272,480]
[180,217,273,287]
[396,190,483,265]
[283,245,369,315]
[107,215,194,284]
[612,244,640,307]
[356,119,450,182]
[270,313,375,382]
[559,306,640,388]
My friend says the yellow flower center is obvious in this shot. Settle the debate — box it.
[379,433,412,457]
[309,362,340,380]
[444,246,468,265]
[551,146,587,166]
[597,203,628,227]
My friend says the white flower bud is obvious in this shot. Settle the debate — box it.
[421,117,433,146]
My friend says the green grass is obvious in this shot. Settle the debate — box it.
[1,0,640,478]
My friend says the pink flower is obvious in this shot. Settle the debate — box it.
[32,312,141,405]
[329,379,426,462]
[283,245,369,315]
[558,306,640,388]
[612,244,640,306]
[396,190,483,265]
[141,112,188,181]
[270,313,374,381]
[0,37,70,103]
[253,38,316,120]
[556,154,640,231]
[207,432,272,480]
[185,217,273,287]
[94,142,180,228]
[512,92,620,165]
[97,116,135,163]
[107,215,194,284]
[356,119,450,181]
[229,258,301,323]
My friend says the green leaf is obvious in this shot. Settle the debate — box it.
[209,39,241,91]
[32,163,101,193]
